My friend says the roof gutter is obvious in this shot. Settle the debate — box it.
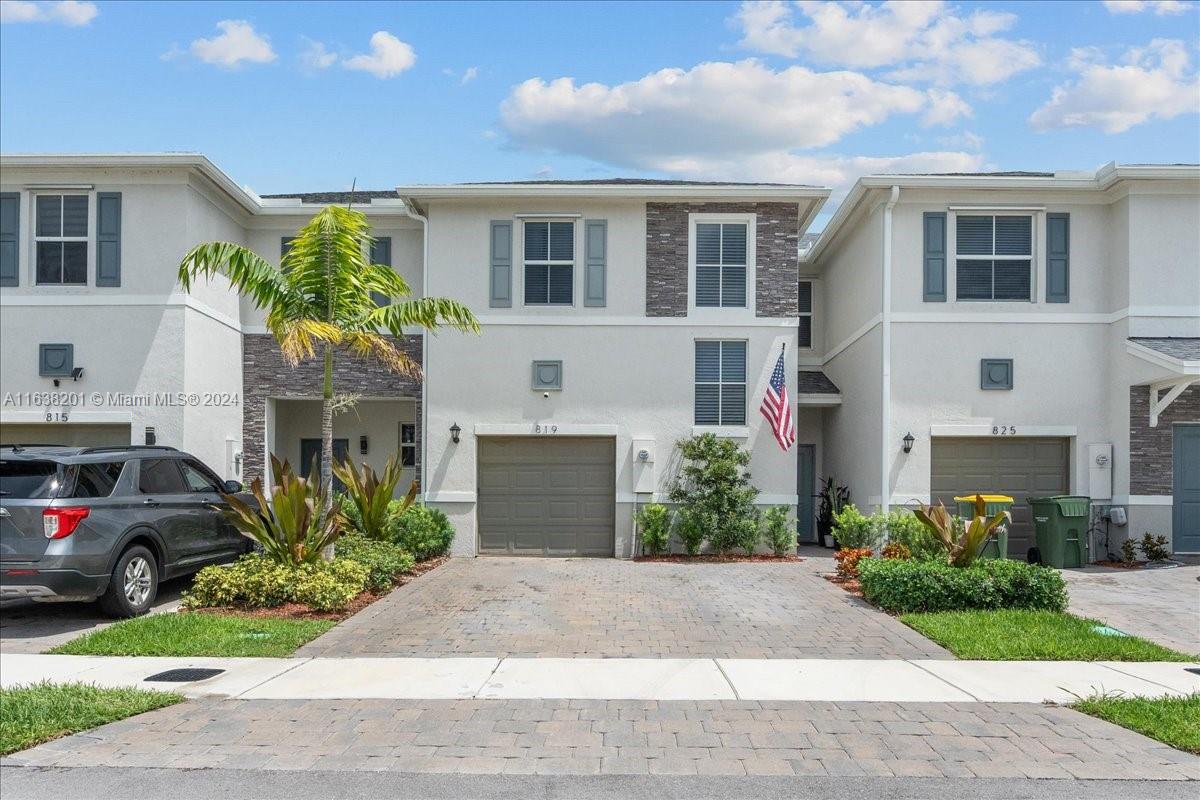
[881,185,900,513]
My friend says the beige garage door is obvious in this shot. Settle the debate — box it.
[0,423,131,448]
[931,437,1069,560]
[478,437,615,557]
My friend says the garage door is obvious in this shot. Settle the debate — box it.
[478,437,615,557]
[0,423,131,448]
[931,437,1069,560]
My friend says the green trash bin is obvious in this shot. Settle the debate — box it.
[1028,496,1090,568]
[954,495,1014,560]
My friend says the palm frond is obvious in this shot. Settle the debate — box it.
[341,331,421,377]
[271,318,346,365]
[179,242,296,311]
[370,297,481,336]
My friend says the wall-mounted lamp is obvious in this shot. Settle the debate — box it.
[71,367,84,381]
[450,423,461,444]
[359,435,369,455]
[902,432,915,454]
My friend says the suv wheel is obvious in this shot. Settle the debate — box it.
[99,545,158,618]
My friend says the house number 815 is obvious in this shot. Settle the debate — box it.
[992,425,1017,435]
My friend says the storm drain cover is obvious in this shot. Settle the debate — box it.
[144,668,225,683]
[1186,668,1200,676]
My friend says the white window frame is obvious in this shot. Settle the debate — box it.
[688,212,756,316]
[952,212,1035,303]
[32,191,91,286]
[521,218,576,307]
[694,338,748,428]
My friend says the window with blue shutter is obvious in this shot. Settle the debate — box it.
[584,219,606,307]
[955,215,1032,301]
[694,340,747,425]
[695,223,747,307]
[0,192,17,287]
[922,212,946,302]
[34,194,88,285]
[798,281,813,347]
[1046,213,1070,303]
[489,220,512,307]
[370,236,391,307]
[95,193,121,286]
[524,220,574,305]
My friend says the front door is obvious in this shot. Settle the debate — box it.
[299,439,350,492]
[1174,425,1200,553]
[796,444,816,543]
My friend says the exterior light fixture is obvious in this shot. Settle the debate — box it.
[902,432,915,454]
[450,423,461,444]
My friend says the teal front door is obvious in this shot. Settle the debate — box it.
[796,444,816,543]
[1174,425,1200,553]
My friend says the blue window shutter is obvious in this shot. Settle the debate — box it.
[490,220,512,308]
[1046,213,1070,304]
[584,219,606,307]
[0,192,17,287]
[923,212,946,302]
[370,236,392,307]
[95,193,122,287]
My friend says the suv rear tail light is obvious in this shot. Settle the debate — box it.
[43,507,89,539]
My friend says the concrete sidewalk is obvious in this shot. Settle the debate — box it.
[3,653,1196,704]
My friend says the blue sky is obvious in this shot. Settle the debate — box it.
[2,0,1198,225]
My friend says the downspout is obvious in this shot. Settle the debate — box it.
[881,185,900,514]
[399,197,430,503]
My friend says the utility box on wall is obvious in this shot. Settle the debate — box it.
[1088,443,1113,500]
[631,437,656,494]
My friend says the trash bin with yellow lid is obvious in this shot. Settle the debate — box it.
[954,494,1015,560]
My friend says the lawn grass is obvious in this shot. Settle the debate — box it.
[48,612,334,658]
[0,682,181,755]
[1072,693,1200,754]
[899,609,1196,661]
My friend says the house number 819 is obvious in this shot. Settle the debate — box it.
[992,425,1017,435]
[534,424,558,434]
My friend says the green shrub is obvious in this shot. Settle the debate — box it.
[883,510,942,561]
[335,534,416,592]
[859,557,1068,614]
[1139,532,1171,562]
[391,504,455,560]
[733,511,762,556]
[635,504,672,556]
[183,553,369,612]
[668,434,759,554]
[675,507,709,556]
[333,455,416,540]
[762,505,794,556]
[832,504,884,550]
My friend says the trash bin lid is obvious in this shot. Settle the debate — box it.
[953,494,1014,504]
[1027,495,1090,517]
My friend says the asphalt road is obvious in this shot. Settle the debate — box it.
[1,766,1194,800]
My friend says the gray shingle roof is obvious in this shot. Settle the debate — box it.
[1129,337,1200,361]
[797,371,840,395]
[261,190,400,203]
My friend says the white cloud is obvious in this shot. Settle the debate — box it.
[1030,39,1200,133]
[190,20,276,68]
[343,31,416,78]
[461,66,479,85]
[0,0,97,25]
[921,88,972,127]
[1103,0,1190,14]
[734,0,1040,86]
[300,38,336,71]
[937,130,985,150]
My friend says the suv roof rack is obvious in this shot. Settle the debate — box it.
[1,444,69,449]
[76,445,179,455]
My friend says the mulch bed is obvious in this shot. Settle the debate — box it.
[1091,560,1146,570]
[192,556,450,622]
[633,554,804,563]
[822,573,865,599]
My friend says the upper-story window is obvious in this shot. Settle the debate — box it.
[955,215,1032,301]
[695,339,747,426]
[695,222,747,307]
[797,281,813,347]
[35,194,88,285]
[524,220,574,305]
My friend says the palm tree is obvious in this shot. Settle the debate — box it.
[178,204,479,505]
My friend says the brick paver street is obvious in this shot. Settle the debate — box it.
[7,698,1196,780]
[297,553,949,659]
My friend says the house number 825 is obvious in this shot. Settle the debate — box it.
[992,425,1017,435]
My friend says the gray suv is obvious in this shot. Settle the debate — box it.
[0,445,251,617]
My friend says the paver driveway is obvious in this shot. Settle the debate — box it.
[297,552,948,659]
[1061,564,1200,655]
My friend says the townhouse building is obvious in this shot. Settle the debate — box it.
[1,154,1196,558]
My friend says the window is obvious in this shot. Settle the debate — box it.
[138,459,186,494]
[524,221,574,305]
[0,460,62,499]
[955,215,1032,301]
[798,281,813,348]
[695,340,747,426]
[35,194,88,285]
[400,424,416,467]
[179,460,223,493]
[69,462,123,498]
[695,222,747,307]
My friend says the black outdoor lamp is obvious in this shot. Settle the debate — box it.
[902,432,915,454]
[450,423,461,444]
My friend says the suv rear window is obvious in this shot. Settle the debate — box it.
[0,460,64,499]
[70,462,125,498]
[138,459,187,494]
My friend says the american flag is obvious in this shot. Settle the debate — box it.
[760,346,795,451]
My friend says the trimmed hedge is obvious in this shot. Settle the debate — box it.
[335,535,416,592]
[392,505,455,561]
[183,553,369,612]
[858,557,1067,614]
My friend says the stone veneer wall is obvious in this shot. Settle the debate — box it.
[1129,383,1200,494]
[645,202,800,318]
[242,334,423,487]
